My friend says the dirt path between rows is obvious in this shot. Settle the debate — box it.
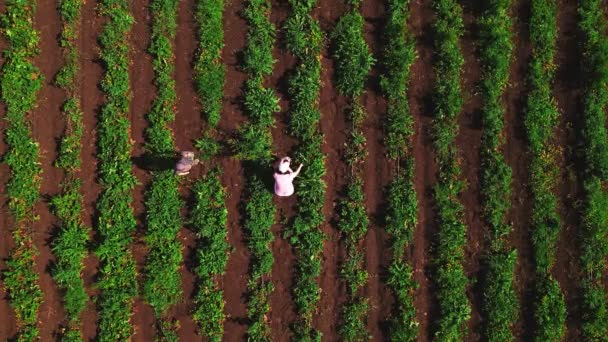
[216,0,249,339]
[504,1,534,340]
[554,0,584,340]
[129,1,156,340]
[360,0,394,339]
[314,0,350,339]
[79,0,105,338]
[268,0,299,339]
[408,0,437,340]
[172,0,202,339]
[31,1,68,338]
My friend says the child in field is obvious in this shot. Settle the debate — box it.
[274,156,303,197]
[175,151,199,176]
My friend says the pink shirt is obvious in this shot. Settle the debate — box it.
[274,172,295,196]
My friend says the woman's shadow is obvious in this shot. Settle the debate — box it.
[132,153,177,172]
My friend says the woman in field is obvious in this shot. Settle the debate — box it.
[174,151,199,176]
[273,156,303,197]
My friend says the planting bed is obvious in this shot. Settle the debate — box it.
[0,0,606,341]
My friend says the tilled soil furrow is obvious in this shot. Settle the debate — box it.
[129,1,156,340]
[32,1,68,338]
[79,0,105,338]
[0,1,18,339]
[408,1,437,340]
[554,0,584,339]
[173,0,203,339]
[268,1,299,339]
[314,0,350,339]
[217,0,249,338]
[459,2,485,339]
[360,0,393,339]
[505,1,535,340]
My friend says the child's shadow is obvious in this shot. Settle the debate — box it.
[132,153,177,172]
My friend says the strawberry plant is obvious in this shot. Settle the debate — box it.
[430,1,471,340]
[577,0,608,339]
[0,1,44,340]
[94,1,138,340]
[477,1,520,341]
[380,1,419,340]
[51,1,90,340]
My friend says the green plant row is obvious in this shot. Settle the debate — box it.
[525,1,566,341]
[283,0,327,340]
[232,0,279,161]
[0,1,44,341]
[243,177,276,341]
[477,1,519,341]
[189,171,230,341]
[379,0,419,340]
[331,3,374,340]
[577,1,608,340]
[430,0,471,340]
[51,1,89,341]
[141,2,182,340]
[194,0,224,127]
[94,1,137,340]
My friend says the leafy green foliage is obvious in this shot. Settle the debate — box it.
[0,1,44,340]
[244,177,276,340]
[141,4,183,340]
[48,1,90,341]
[476,1,520,340]
[233,0,278,160]
[283,2,327,339]
[430,1,471,340]
[330,2,373,339]
[190,172,230,341]
[380,2,419,339]
[523,2,567,340]
[94,1,138,340]
[331,10,374,97]
[577,1,608,339]
[194,0,225,126]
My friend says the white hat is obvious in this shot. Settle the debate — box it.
[278,157,291,173]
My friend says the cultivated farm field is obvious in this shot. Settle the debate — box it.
[0,0,607,341]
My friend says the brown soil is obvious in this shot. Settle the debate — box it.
[408,0,437,340]
[360,0,394,340]
[458,2,485,339]
[217,0,249,339]
[172,0,202,339]
[504,1,534,340]
[314,0,350,340]
[554,0,584,340]
[79,0,105,339]
[129,1,156,341]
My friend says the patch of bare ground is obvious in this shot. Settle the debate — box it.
[504,1,534,340]
[215,0,249,339]
[408,0,437,340]
[79,0,105,338]
[129,1,156,341]
[172,0,203,339]
[313,0,350,340]
[360,0,394,340]
[554,0,584,340]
